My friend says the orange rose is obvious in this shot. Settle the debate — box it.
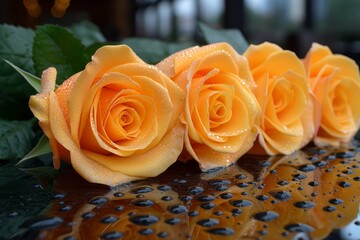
[157,43,261,171]
[304,43,360,146]
[29,45,185,186]
[244,42,314,155]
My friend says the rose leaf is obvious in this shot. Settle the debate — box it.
[199,22,249,54]
[0,24,36,97]
[33,25,87,84]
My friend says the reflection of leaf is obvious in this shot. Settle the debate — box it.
[0,119,36,161]
[0,163,51,239]
[199,23,249,54]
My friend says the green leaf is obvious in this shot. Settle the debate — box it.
[33,25,87,84]
[68,21,106,47]
[122,38,195,64]
[0,163,51,239]
[17,135,51,166]
[0,24,36,96]
[4,59,42,93]
[122,38,169,64]
[199,23,249,54]
[0,119,36,161]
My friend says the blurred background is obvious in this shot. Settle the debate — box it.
[1,0,360,61]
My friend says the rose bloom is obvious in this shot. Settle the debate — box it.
[304,43,360,146]
[29,45,185,186]
[157,42,261,171]
[243,42,314,155]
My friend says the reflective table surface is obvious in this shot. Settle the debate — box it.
[5,142,360,240]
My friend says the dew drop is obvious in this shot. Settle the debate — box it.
[314,161,328,167]
[298,164,316,172]
[188,211,199,217]
[157,185,172,191]
[22,216,63,230]
[269,191,292,201]
[52,192,66,199]
[207,227,235,236]
[115,205,124,211]
[323,206,336,212]
[338,181,351,188]
[324,155,336,161]
[308,181,318,187]
[161,196,173,201]
[235,174,247,179]
[82,212,95,219]
[293,173,307,181]
[220,193,233,199]
[342,169,354,175]
[230,199,253,207]
[201,202,216,210]
[131,199,154,207]
[253,211,279,222]
[329,198,344,205]
[209,179,231,187]
[100,216,118,224]
[165,218,181,225]
[89,196,109,205]
[113,192,124,197]
[232,209,242,216]
[59,205,72,212]
[354,176,360,181]
[336,151,355,159]
[131,186,153,194]
[138,228,153,235]
[197,218,219,227]
[100,231,123,240]
[256,195,269,201]
[157,232,168,238]
[180,195,192,202]
[187,186,204,195]
[284,223,314,232]
[129,215,159,226]
[7,211,18,217]
[237,182,249,188]
[277,180,289,186]
[196,195,215,202]
[293,201,316,209]
[168,204,188,214]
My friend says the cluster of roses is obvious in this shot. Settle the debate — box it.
[29,42,360,186]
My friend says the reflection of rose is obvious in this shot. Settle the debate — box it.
[29,45,185,186]
[244,42,314,155]
[304,43,360,146]
[157,43,261,171]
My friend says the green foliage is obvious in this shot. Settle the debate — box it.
[0,25,36,97]
[4,59,42,93]
[68,21,106,47]
[32,25,88,84]
[122,38,194,64]
[199,22,249,54]
[0,119,37,161]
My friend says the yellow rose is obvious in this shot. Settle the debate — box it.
[29,45,185,186]
[244,42,314,155]
[157,43,261,171]
[304,43,360,146]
